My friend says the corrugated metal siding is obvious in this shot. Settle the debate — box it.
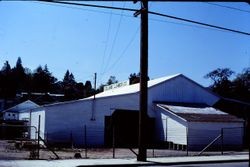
[45,94,139,146]
[161,113,187,145]
[42,75,222,146]
[30,110,45,140]
[148,76,219,106]
[188,122,243,150]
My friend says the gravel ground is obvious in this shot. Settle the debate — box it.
[0,140,247,160]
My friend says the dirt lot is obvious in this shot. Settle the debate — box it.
[0,140,247,160]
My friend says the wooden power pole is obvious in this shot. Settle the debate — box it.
[137,0,148,162]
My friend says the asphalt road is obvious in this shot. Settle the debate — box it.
[148,162,249,167]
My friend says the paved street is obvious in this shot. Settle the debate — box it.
[151,162,249,167]
[0,154,248,167]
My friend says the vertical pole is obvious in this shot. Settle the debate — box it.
[138,0,148,162]
[46,132,49,144]
[112,124,115,158]
[91,73,97,121]
[247,119,250,167]
[70,131,73,149]
[221,128,224,155]
[94,72,97,100]
[84,125,87,158]
[186,127,189,156]
[37,115,41,159]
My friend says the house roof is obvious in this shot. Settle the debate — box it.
[157,103,243,123]
[2,100,39,113]
[88,73,182,99]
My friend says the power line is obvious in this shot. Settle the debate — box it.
[36,1,248,36]
[40,0,250,36]
[100,2,113,77]
[205,2,250,13]
[148,10,250,36]
[102,2,126,75]
[39,0,138,12]
[36,1,134,18]
[105,26,140,74]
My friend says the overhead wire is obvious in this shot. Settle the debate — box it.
[39,0,138,12]
[104,26,140,74]
[148,10,250,36]
[103,2,153,75]
[36,1,248,36]
[101,2,126,78]
[36,0,250,85]
[39,0,250,36]
[99,2,114,81]
[204,2,250,14]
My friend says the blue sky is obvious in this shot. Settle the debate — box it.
[0,1,249,87]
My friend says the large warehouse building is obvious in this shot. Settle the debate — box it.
[27,74,244,150]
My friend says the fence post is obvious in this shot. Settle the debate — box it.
[46,132,49,144]
[112,124,115,158]
[221,128,224,155]
[186,127,189,156]
[70,131,73,149]
[37,115,41,159]
[84,125,87,158]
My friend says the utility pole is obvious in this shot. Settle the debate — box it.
[137,0,148,162]
[94,72,97,100]
[91,73,97,120]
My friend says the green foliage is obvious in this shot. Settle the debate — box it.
[0,58,96,102]
[129,73,140,85]
[205,68,250,103]
[129,72,149,85]
[106,76,118,85]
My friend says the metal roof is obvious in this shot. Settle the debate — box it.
[2,100,40,113]
[157,103,243,123]
[88,73,181,99]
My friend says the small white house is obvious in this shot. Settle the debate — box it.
[28,74,244,150]
[1,100,39,121]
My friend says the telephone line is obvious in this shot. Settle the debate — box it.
[148,10,250,36]
[40,0,250,36]
[205,2,250,13]
[39,0,138,12]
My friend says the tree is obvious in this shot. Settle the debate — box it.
[62,70,78,100]
[106,76,118,85]
[129,72,150,85]
[1,61,11,73]
[204,68,234,86]
[0,61,16,99]
[204,68,234,96]
[129,73,140,85]
[204,67,250,103]
[231,68,250,102]
[32,65,57,93]
[12,57,26,93]
[84,80,93,97]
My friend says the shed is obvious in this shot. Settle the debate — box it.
[1,100,39,121]
[156,103,244,150]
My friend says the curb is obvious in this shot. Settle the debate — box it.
[76,158,249,166]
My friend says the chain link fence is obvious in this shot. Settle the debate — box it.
[0,123,247,160]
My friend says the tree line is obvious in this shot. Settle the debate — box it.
[1,57,248,104]
[204,67,250,103]
[0,58,142,102]
[0,57,94,101]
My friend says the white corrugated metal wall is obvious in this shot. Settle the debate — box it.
[32,75,224,147]
[188,122,244,150]
[45,94,139,146]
